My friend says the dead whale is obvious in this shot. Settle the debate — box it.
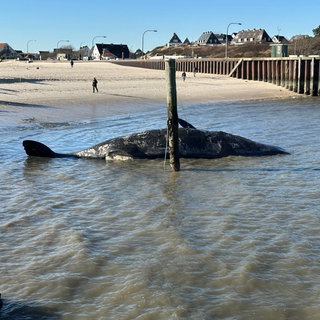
[23,125,289,160]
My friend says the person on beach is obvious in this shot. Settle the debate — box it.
[182,71,186,81]
[193,66,198,77]
[70,60,74,68]
[92,77,98,93]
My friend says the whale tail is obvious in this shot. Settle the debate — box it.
[22,140,76,158]
[23,140,57,157]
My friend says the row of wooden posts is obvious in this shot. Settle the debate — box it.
[115,57,320,171]
[116,57,320,96]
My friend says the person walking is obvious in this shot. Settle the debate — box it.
[92,77,98,93]
[193,66,198,77]
[182,71,186,81]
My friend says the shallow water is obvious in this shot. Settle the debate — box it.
[1,98,320,319]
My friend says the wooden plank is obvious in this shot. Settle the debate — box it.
[228,59,243,77]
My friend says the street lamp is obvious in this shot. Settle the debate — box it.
[141,29,157,55]
[57,40,70,49]
[225,22,242,58]
[91,35,106,48]
[26,40,36,53]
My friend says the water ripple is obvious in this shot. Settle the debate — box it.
[1,98,320,319]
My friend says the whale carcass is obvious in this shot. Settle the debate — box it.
[23,125,289,160]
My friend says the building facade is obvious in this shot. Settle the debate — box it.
[231,29,272,44]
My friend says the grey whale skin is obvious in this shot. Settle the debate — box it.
[23,127,289,160]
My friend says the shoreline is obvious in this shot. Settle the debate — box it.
[0,60,299,123]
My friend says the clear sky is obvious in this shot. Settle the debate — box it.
[2,0,320,53]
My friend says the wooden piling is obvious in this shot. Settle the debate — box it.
[298,58,304,94]
[304,59,311,95]
[310,58,316,95]
[165,59,180,172]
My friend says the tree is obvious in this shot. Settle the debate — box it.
[312,25,320,37]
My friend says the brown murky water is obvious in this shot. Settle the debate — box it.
[1,99,319,319]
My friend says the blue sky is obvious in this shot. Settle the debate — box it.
[2,0,320,53]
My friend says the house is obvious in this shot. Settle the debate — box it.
[0,43,18,59]
[53,48,73,60]
[231,29,272,44]
[39,51,55,60]
[215,33,232,44]
[183,38,191,45]
[272,35,289,44]
[196,31,220,45]
[168,33,182,47]
[91,43,130,60]
[79,46,91,60]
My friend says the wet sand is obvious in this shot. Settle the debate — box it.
[0,60,298,123]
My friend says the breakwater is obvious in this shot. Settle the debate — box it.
[114,57,320,96]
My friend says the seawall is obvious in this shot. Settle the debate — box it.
[114,57,320,96]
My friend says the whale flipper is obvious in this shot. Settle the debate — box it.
[23,140,77,158]
[178,118,196,129]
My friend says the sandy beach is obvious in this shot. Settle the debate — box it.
[0,60,298,123]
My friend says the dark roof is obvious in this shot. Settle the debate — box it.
[96,43,130,59]
[272,35,289,44]
[215,33,232,43]
[0,42,19,58]
[168,33,182,45]
[183,38,191,45]
[196,31,220,45]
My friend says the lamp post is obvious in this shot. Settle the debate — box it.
[57,40,70,49]
[91,35,106,48]
[225,22,242,58]
[26,40,36,53]
[142,29,157,55]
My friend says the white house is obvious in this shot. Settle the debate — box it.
[231,29,272,44]
[91,43,130,60]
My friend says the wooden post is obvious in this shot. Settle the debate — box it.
[298,58,304,94]
[165,59,180,171]
[310,58,316,96]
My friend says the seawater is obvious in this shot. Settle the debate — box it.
[1,98,320,320]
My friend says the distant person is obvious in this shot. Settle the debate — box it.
[92,77,98,93]
[182,71,186,81]
[193,66,198,77]
[70,60,74,68]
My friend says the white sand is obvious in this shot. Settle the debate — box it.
[0,60,298,123]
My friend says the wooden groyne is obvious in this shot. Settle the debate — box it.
[114,57,320,96]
